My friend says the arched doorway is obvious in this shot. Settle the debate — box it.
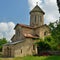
[37,45,41,55]
[7,47,11,57]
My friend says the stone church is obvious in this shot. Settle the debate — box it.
[3,5,50,57]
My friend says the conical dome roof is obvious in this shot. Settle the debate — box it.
[30,5,45,14]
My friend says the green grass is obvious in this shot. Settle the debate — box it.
[0,56,60,60]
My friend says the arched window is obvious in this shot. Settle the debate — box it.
[35,15,36,23]
[21,49,22,54]
[33,45,35,50]
[44,31,47,36]
[39,16,41,22]
[7,47,9,50]
[16,29,20,36]
[39,16,41,24]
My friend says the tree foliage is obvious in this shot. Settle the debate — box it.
[49,21,60,50]
[0,38,7,51]
[37,41,51,51]
[36,20,60,51]
[44,36,58,50]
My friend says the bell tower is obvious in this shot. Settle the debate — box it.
[30,5,45,27]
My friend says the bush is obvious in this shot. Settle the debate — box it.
[37,41,51,51]
[44,36,58,51]
[0,38,7,52]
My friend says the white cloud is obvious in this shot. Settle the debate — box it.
[0,33,3,39]
[28,0,42,10]
[28,0,59,24]
[0,22,15,41]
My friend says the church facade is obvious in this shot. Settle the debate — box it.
[2,5,50,57]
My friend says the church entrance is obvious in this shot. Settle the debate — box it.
[37,46,40,55]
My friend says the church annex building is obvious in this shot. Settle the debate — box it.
[2,5,50,57]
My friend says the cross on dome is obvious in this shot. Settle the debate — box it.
[36,2,38,5]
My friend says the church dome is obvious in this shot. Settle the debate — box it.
[30,5,45,14]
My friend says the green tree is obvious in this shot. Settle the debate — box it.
[49,21,60,50]
[0,38,7,51]
[44,36,58,50]
[35,20,60,51]
[37,41,51,51]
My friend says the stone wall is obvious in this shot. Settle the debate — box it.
[30,12,44,27]
[34,26,50,38]
[13,38,34,57]
[2,45,14,57]
[12,26,33,42]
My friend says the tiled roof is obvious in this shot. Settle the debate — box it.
[23,33,39,38]
[36,24,50,29]
[14,24,49,29]
[11,35,15,40]
[4,40,24,45]
[14,24,34,29]
[4,33,39,46]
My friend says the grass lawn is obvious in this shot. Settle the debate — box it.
[0,56,60,60]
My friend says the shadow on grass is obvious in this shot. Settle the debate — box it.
[44,56,60,60]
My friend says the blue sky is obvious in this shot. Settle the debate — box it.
[0,0,59,41]
[0,0,59,25]
[0,0,30,25]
